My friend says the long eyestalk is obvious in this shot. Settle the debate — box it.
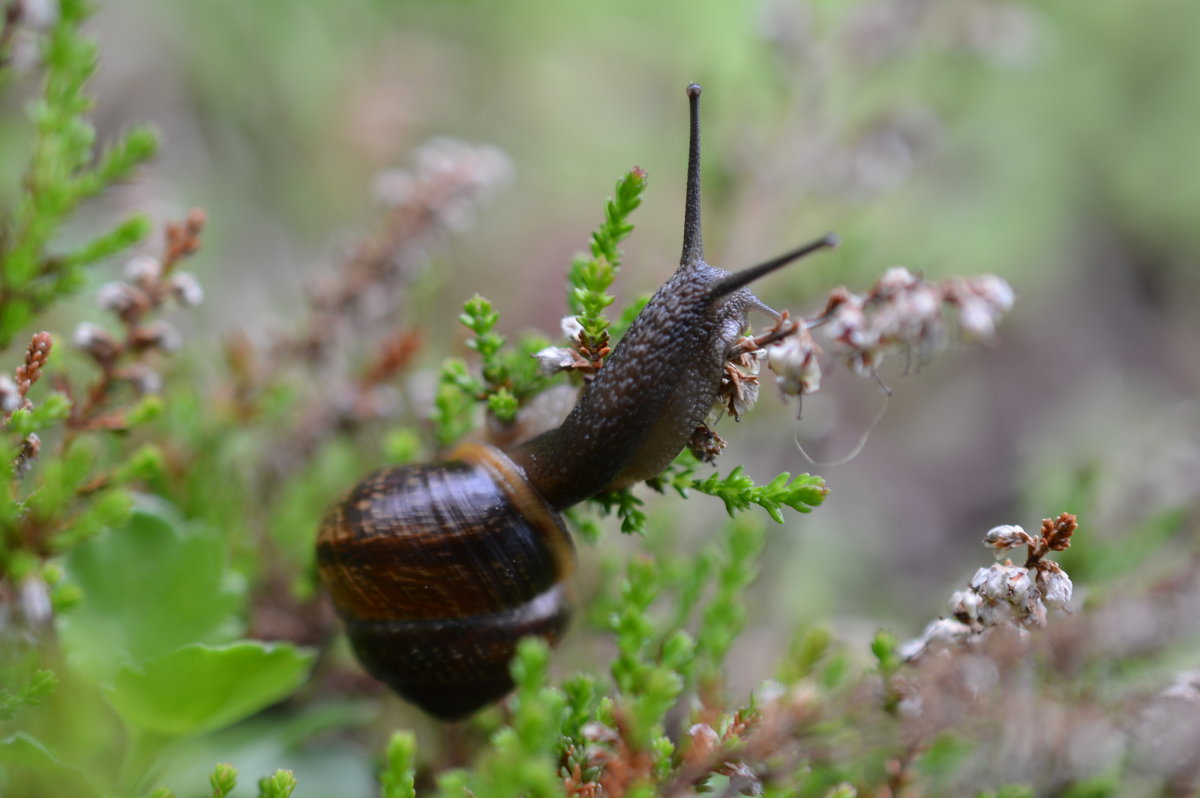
[708,233,840,299]
[680,83,704,267]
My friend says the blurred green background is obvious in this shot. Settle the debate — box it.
[28,0,1199,784]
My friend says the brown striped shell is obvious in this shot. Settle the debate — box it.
[316,444,575,720]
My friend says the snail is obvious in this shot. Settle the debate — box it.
[316,83,837,720]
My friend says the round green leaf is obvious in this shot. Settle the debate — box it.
[103,642,315,738]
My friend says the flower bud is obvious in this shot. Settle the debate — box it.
[560,315,584,341]
[169,272,204,306]
[125,254,163,284]
[137,322,182,352]
[533,346,577,376]
[73,322,119,361]
[949,589,982,621]
[124,364,162,394]
[767,328,822,396]
[1037,566,1073,610]
[97,281,147,315]
[0,376,19,413]
[983,524,1027,550]
[969,564,1009,601]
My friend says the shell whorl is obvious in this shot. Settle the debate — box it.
[316,444,575,719]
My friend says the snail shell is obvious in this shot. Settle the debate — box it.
[316,444,574,720]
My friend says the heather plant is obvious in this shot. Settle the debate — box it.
[3,2,1200,798]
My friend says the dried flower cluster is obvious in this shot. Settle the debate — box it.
[373,137,512,234]
[68,209,206,430]
[762,268,1014,409]
[900,513,1076,662]
[532,267,1012,440]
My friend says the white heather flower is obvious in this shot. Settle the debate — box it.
[169,272,204,306]
[971,274,1015,312]
[903,617,973,660]
[925,617,972,646]
[956,296,999,340]
[533,346,577,376]
[872,266,920,298]
[969,564,1010,602]
[73,322,117,355]
[983,524,1028,550]
[22,0,60,31]
[1037,567,1074,610]
[824,291,871,350]
[753,679,786,706]
[949,589,982,621]
[18,576,52,627]
[560,315,584,342]
[0,376,19,413]
[1005,567,1033,607]
[124,254,163,284]
[372,168,415,206]
[97,282,143,314]
[141,322,182,352]
[1025,597,1048,627]
[125,365,162,395]
[766,328,822,396]
[977,598,1016,627]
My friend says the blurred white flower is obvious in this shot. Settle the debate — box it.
[169,272,205,306]
[124,254,163,284]
[560,315,584,341]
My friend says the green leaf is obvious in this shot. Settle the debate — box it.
[103,642,314,738]
[58,502,244,682]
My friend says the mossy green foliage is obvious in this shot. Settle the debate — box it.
[1,0,157,347]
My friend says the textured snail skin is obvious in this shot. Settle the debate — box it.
[510,261,768,508]
[316,444,574,720]
[316,83,836,720]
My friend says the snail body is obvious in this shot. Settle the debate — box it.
[317,84,837,720]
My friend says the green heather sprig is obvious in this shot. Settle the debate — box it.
[609,554,692,747]
[1,0,158,347]
[693,519,766,687]
[568,167,647,351]
[210,762,238,798]
[256,769,298,798]
[379,732,417,798]
[650,451,828,523]
[0,668,57,720]
[433,295,550,435]
[583,452,827,536]
[433,639,566,798]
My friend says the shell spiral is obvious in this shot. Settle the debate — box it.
[316,444,575,720]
